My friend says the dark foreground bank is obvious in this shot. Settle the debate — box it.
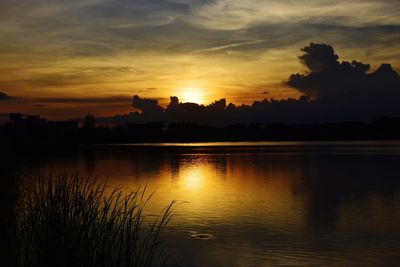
[3,173,174,267]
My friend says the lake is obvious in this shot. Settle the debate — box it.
[13,141,400,266]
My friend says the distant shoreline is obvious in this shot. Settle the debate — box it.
[92,140,400,147]
[3,117,400,151]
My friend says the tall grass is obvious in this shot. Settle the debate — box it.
[16,174,174,267]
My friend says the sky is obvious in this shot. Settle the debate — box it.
[0,0,400,119]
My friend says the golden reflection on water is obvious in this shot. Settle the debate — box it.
[39,151,305,227]
[180,166,206,191]
[34,144,400,266]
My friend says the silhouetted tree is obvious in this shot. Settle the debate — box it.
[83,113,96,128]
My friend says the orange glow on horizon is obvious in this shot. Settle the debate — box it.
[179,87,206,104]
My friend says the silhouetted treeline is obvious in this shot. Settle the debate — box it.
[2,117,400,150]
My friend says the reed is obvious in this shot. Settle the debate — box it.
[16,174,174,267]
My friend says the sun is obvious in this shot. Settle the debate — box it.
[180,87,205,104]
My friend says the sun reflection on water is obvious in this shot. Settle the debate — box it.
[29,144,400,266]
[181,167,205,191]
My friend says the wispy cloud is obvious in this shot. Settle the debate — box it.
[195,40,265,53]
[186,0,400,30]
[0,0,399,118]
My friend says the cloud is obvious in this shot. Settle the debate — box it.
[0,91,12,100]
[34,96,131,104]
[132,95,164,114]
[101,43,400,125]
[3,0,400,58]
[1,0,400,107]
[298,43,339,73]
[100,94,312,125]
[185,0,400,30]
[285,43,400,120]
[287,43,400,101]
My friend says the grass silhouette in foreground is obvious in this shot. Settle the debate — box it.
[16,174,174,267]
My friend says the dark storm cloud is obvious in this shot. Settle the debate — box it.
[284,43,400,121]
[287,43,400,101]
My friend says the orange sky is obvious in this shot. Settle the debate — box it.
[0,0,399,119]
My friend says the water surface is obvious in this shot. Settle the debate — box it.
[17,141,400,266]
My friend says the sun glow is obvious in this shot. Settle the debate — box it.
[181,167,205,191]
[179,87,206,104]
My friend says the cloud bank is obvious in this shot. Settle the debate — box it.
[100,43,400,125]
[287,43,400,98]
